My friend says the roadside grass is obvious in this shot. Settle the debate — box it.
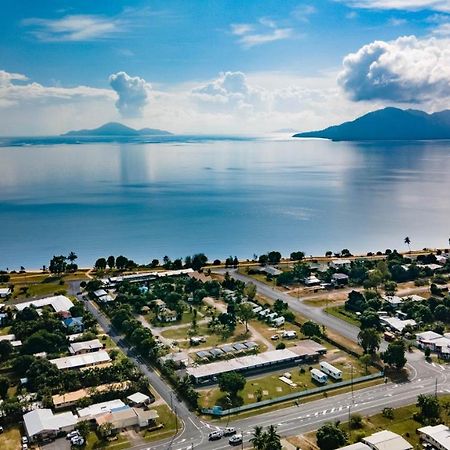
[85,432,129,450]
[325,306,360,327]
[98,334,118,350]
[249,319,301,344]
[198,355,376,409]
[0,425,21,450]
[210,378,384,423]
[141,404,178,443]
[237,268,277,287]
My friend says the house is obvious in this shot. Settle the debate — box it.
[23,409,77,442]
[15,295,74,313]
[380,316,416,333]
[62,317,84,333]
[418,424,450,450]
[266,312,278,321]
[77,399,127,420]
[159,351,189,368]
[436,255,448,265]
[69,339,104,355]
[152,299,166,309]
[127,392,151,407]
[338,444,371,450]
[0,288,12,298]
[382,295,403,307]
[157,307,177,322]
[50,350,111,370]
[264,266,283,277]
[362,430,413,450]
[0,334,22,347]
[95,407,158,430]
[304,275,321,286]
[416,331,443,350]
[401,294,425,302]
[332,273,349,285]
[329,259,352,269]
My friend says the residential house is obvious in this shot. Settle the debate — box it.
[332,273,349,285]
[15,295,74,313]
[50,350,111,370]
[126,392,151,407]
[304,275,321,286]
[380,316,417,333]
[69,339,104,355]
[62,317,84,333]
[362,430,413,450]
[418,424,450,450]
[23,409,77,442]
[329,259,352,269]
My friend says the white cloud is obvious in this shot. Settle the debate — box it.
[340,0,450,12]
[291,5,317,21]
[22,14,124,42]
[109,71,151,117]
[230,18,294,48]
[338,35,450,102]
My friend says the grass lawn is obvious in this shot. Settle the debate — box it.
[142,404,179,443]
[85,432,129,450]
[249,319,301,344]
[237,268,277,287]
[198,352,376,409]
[98,334,118,350]
[325,306,360,327]
[0,425,21,450]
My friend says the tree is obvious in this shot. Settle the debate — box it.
[191,253,208,271]
[358,328,380,354]
[67,251,78,264]
[49,255,67,274]
[0,340,13,362]
[345,290,366,312]
[267,251,282,265]
[107,256,115,269]
[77,420,90,439]
[290,251,305,261]
[0,376,9,399]
[350,414,363,429]
[237,303,255,334]
[359,354,372,375]
[382,340,407,369]
[360,310,381,330]
[316,423,348,450]
[251,426,266,450]
[404,236,411,252]
[417,394,441,423]
[150,258,159,268]
[301,321,322,338]
[116,255,128,270]
[94,258,107,270]
[265,425,282,450]
[244,282,257,301]
[218,371,246,398]
[98,422,114,439]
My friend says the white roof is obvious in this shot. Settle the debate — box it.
[382,295,402,305]
[23,409,77,438]
[0,288,11,295]
[50,350,110,370]
[363,430,413,450]
[339,443,371,450]
[311,368,327,377]
[127,392,150,404]
[380,317,416,332]
[401,294,425,302]
[417,331,442,342]
[15,295,74,313]
[78,399,125,418]
[331,259,351,265]
[67,333,84,342]
[418,424,450,450]
[69,339,103,354]
[0,334,16,342]
[93,289,108,297]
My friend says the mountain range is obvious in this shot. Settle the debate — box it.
[63,122,172,137]
[293,107,450,141]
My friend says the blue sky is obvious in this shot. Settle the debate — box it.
[1,0,450,134]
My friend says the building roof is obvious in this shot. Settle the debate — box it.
[332,273,349,279]
[50,350,110,370]
[0,288,11,295]
[417,331,442,342]
[380,317,416,332]
[363,430,413,450]
[339,443,371,450]
[78,399,126,418]
[23,409,77,438]
[69,339,103,354]
[402,294,425,302]
[15,295,74,313]
[331,259,351,265]
[127,392,150,404]
[382,295,403,305]
[418,424,450,450]
[93,289,108,298]
[63,316,84,328]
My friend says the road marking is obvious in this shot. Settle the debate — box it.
[314,412,319,416]
[322,410,327,415]
[331,408,335,412]
[338,406,342,411]
[440,365,445,370]
[432,362,437,367]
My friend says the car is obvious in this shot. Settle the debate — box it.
[229,434,243,445]
[0,426,3,434]
[71,436,85,446]
[21,445,28,450]
[270,334,280,340]
[66,430,80,440]
[21,437,28,444]
[223,427,236,436]
[208,430,223,441]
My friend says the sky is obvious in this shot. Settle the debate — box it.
[1,0,450,135]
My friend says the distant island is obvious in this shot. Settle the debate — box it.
[293,107,450,141]
[62,122,172,137]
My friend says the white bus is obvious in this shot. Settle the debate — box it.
[319,361,342,380]
[311,368,328,384]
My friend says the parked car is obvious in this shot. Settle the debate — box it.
[223,427,236,436]
[21,437,28,444]
[270,334,280,340]
[208,430,223,441]
[0,426,3,434]
[66,430,80,440]
[71,436,85,446]
[229,434,243,445]
[21,445,28,450]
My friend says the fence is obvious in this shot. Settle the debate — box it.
[201,372,384,416]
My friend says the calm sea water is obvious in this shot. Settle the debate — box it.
[1,136,450,269]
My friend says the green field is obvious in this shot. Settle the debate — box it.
[142,404,179,443]
[0,425,21,450]
[325,306,360,326]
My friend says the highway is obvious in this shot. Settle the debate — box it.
[79,271,448,450]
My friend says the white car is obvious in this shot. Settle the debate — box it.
[208,430,223,441]
[270,334,280,340]
[223,427,236,436]
[21,445,28,450]
[71,436,85,446]
[229,434,243,445]
[67,430,80,440]
[21,437,28,444]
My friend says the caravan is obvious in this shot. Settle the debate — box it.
[319,361,342,380]
[311,368,328,384]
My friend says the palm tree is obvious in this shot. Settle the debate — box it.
[404,236,411,253]
[68,251,78,263]
[265,425,282,450]
[250,426,266,450]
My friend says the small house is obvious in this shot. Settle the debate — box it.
[62,317,84,333]
[127,392,151,407]
[272,316,285,327]
[332,273,349,285]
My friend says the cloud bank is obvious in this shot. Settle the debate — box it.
[341,0,450,12]
[338,35,450,102]
[109,71,151,117]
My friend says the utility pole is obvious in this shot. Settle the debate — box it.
[348,404,352,438]
[435,377,438,398]
[351,365,354,402]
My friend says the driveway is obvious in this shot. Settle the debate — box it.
[40,437,71,450]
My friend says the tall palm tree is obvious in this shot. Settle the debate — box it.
[68,251,78,263]
[265,425,282,450]
[404,236,411,253]
[250,426,266,450]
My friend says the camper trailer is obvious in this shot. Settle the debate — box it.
[319,361,342,380]
[311,368,328,384]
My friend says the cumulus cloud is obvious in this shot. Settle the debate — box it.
[109,71,151,117]
[340,0,450,12]
[338,35,450,102]
[230,18,294,48]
